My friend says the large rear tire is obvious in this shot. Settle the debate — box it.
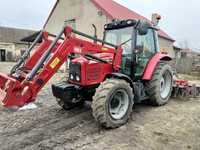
[145,62,173,106]
[92,78,134,128]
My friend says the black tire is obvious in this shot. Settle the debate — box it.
[92,78,134,128]
[56,98,85,110]
[145,62,173,106]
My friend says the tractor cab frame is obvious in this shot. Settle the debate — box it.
[103,20,160,80]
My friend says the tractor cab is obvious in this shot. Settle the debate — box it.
[104,19,159,79]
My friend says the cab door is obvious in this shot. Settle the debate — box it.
[134,28,157,78]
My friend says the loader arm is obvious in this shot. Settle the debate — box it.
[0,26,121,108]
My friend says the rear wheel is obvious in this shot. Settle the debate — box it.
[145,62,173,106]
[92,78,134,128]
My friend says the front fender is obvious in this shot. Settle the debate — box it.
[142,52,172,80]
[106,73,134,88]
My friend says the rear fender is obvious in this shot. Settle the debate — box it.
[142,52,172,80]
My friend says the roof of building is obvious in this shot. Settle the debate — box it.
[173,46,182,51]
[21,31,42,43]
[91,0,174,41]
[44,0,174,42]
[0,26,36,44]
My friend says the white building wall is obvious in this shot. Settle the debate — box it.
[45,0,175,58]
[159,37,175,58]
[45,0,109,39]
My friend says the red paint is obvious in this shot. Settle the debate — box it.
[175,79,188,86]
[70,53,114,86]
[0,26,121,108]
[142,52,172,80]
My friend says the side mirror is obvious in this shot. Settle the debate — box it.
[137,21,150,35]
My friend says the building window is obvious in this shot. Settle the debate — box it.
[98,11,103,17]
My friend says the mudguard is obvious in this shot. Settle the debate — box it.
[107,73,134,88]
[142,52,172,80]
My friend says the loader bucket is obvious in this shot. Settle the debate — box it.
[0,73,32,108]
[0,28,72,109]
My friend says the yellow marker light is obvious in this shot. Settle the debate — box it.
[102,47,108,51]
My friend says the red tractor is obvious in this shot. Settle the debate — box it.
[0,16,173,128]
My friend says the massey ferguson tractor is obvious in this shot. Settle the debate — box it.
[0,14,173,128]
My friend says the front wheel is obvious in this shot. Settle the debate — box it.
[92,78,134,128]
[145,62,173,106]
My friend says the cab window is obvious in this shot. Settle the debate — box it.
[136,29,156,56]
[105,27,133,55]
[121,34,132,55]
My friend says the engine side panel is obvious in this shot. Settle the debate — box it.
[85,62,113,85]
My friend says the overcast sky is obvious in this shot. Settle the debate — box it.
[0,0,55,29]
[0,0,199,49]
[115,0,200,50]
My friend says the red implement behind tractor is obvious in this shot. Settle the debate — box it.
[0,16,174,128]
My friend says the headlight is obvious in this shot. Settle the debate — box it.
[104,25,108,29]
[69,62,81,82]
[70,74,74,80]
[75,75,80,81]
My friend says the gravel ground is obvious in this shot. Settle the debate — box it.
[0,62,200,150]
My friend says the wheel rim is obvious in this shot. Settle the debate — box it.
[109,89,129,120]
[160,70,172,99]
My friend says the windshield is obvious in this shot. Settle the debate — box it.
[105,27,133,55]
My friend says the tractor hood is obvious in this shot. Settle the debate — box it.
[71,53,114,64]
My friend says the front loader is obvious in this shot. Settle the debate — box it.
[0,15,173,128]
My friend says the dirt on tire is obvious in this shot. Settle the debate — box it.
[0,62,200,150]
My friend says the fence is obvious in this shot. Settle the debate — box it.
[176,56,200,75]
